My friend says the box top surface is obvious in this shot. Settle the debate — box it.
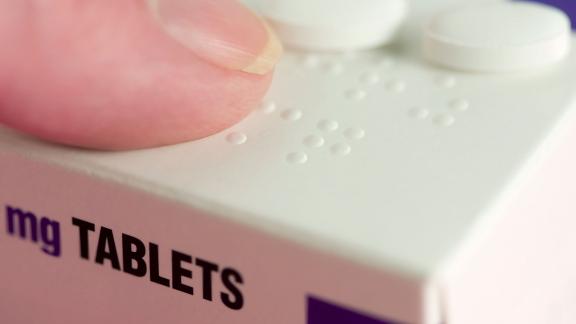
[1,0,576,276]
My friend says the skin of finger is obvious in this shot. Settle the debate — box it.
[0,0,272,150]
[152,0,272,71]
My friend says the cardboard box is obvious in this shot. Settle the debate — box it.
[1,1,576,323]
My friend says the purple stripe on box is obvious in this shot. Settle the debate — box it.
[307,296,403,324]
[520,0,576,29]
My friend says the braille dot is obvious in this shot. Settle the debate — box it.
[226,132,248,145]
[260,101,277,114]
[346,89,368,100]
[281,109,303,121]
[436,76,457,88]
[341,51,358,61]
[303,54,320,68]
[450,99,470,112]
[318,120,340,132]
[359,72,381,85]
[323,62,344,75]
[408,107,430,119]
[331,143,352,156]
[287,152,308,164]
[344,128,366,140]
[377,57,395,68]
[386,80,406,92]
[304,135,325,148]
[433,114,456,127]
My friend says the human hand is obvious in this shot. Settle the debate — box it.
[0,0,282,150]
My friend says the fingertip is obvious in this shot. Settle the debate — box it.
[0,0,278,150]
[150,0,283,75]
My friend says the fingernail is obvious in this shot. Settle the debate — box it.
[148,0,282,75]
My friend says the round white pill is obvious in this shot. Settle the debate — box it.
[255,0,408,51]
[424,2,572,72]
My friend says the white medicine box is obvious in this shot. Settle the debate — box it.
[1,0,576,323]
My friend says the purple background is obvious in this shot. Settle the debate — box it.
[307,296,403,324]
[522,0,576,28]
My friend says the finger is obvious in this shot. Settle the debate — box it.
[0,0,282,150]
